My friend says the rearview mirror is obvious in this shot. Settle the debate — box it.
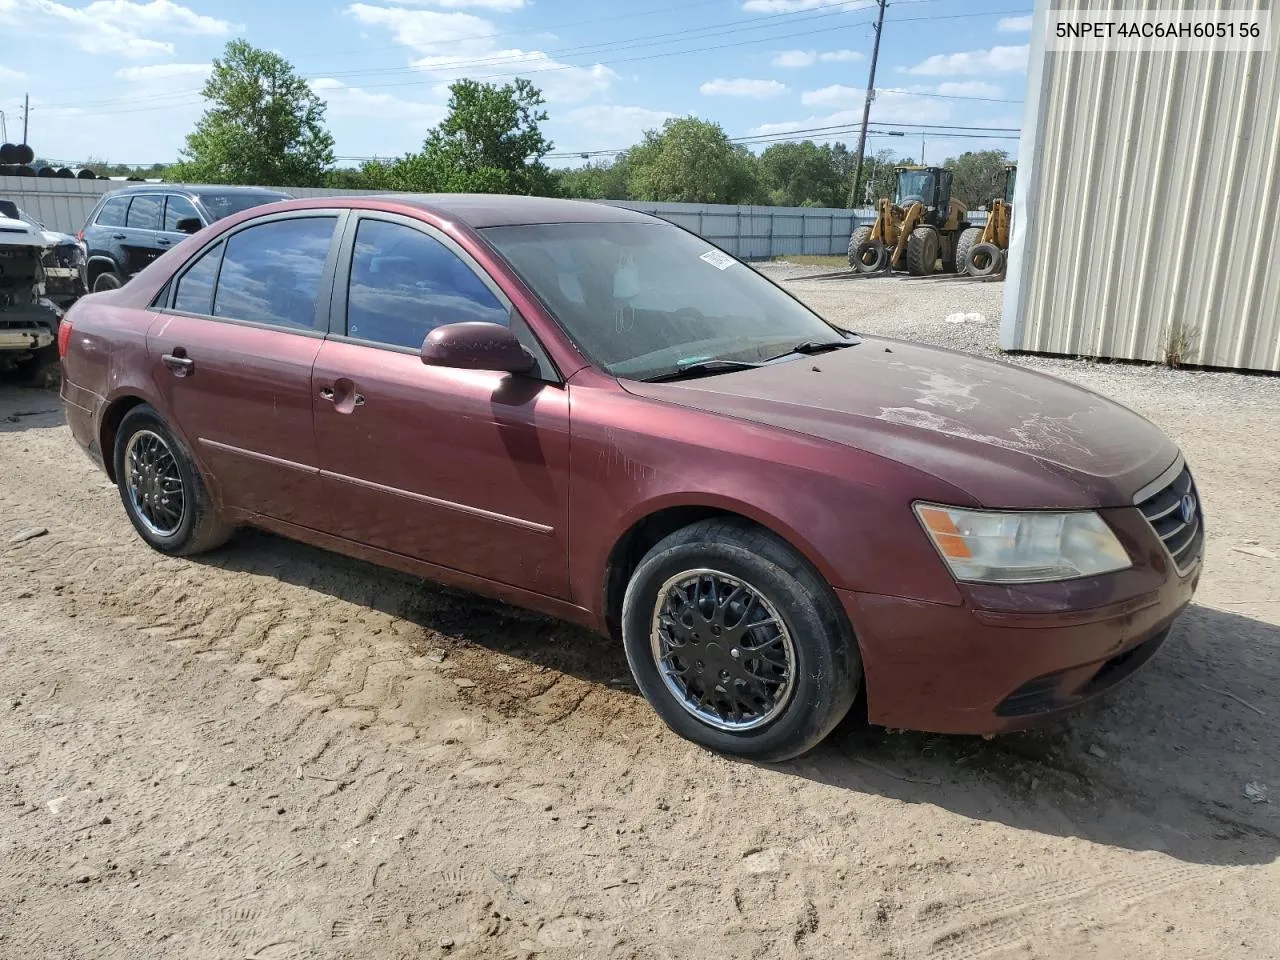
[175,217,202,234]
[421,322,535,373]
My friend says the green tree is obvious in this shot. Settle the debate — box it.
[556,157,631,200]
[380,78,555,195]
[944,149,1012,208]
[169,40,334,187]
[758,140,843,207]
[626,117,761,204]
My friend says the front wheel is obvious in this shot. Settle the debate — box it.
[113,404,233,555]
[621,518,861,761]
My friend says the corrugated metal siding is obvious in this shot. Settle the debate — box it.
[1005,0,1280,372]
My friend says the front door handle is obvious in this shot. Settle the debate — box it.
[320,380,365,413]
[161,352,194,377]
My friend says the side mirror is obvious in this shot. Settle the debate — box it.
[175,217,202,234]
[421,322,535,373]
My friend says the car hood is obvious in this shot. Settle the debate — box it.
[620,337,1178,509]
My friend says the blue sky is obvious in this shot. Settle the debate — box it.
[0,0,1032,170]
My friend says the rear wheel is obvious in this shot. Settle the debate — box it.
[621,518,861,761]
[906,227,938,276]
[113,404,232,555]
[93,271,122,292]
[967,242,1005,278]
[955,226,983,275]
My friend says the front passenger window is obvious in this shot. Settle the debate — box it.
[345,219,508,349]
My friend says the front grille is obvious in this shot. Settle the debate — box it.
[1136,462,1204,573]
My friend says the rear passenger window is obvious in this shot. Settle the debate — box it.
[213,217,336,330]
[96,197,130,227]
[345,219,507,349]
[126,195,162,231]
[173,241,223,315]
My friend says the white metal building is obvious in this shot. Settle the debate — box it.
[1003,1,1280,372]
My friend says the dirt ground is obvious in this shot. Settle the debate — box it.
[3,275,1278,959]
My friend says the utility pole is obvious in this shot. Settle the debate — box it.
[849,0,888,207]
[21,94,29,144]
[920,135,926,165]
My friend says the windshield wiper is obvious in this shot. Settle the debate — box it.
[641,358,764,382]
[767,338,859,361]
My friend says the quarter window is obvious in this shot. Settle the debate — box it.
[164,195,202,232]
[345,219,507,349]
[125,195,163,231]
[212,217,336,331]
[173,241,223,315]
[96,197,130,227]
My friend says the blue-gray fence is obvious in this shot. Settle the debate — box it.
[1,174,985,260]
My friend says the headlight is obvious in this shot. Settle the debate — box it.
[914,503,1131,584]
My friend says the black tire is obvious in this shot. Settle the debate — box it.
[905,227,938,276]
[847,226,872,267]
[967,242,1005,278]
[621,517,861,762]
[955,226,983,275]
[114,404,233,556]
[14,344,60,389]
[93,271,122,292]
[853,239,888,274]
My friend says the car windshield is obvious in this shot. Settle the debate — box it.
[193,191,290,222]
[896,171,934,206]
[481,221,848,380]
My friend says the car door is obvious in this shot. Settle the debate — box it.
[312,212,571,599]
[120,193,168,276]
[88,194,131,274]
[148,210,343,530]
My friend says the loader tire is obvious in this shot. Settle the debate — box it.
[853,240,888,273]
[967,242,1004,278]
[848,226,871,267]
[955,226,983,275]
[905,227,938,277]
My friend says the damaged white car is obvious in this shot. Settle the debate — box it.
[0,206,64,382]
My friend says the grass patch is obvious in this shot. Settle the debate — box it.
[774,254,849,268]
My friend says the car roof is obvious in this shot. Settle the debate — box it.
[371,194,657,228]
[102,183,291,199]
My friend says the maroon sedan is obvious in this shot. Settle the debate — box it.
[58,195,1202,760]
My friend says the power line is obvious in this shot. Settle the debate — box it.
[42,5,1029,116]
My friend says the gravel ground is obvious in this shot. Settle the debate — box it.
[2,274,1278,959]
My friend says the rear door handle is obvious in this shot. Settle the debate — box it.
[319,387,335,401]
[156,238,172,247]
[161,353,194,377]
[111,233,126,240]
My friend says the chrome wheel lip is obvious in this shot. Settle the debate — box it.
[123,428,185,538]
[649,567,797,732]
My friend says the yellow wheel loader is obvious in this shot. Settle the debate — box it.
[956,163,1015,278]
[847,166,971,276]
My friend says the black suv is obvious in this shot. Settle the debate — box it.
[81,184,291,292]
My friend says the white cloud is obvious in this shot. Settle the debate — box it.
[799,84,860,107]
[773,87,953,133]
[743,0,873,12]
[934,81,1002,98]
[0,0,236,59]
[772,48,862,68]
[903,45,1030,76]
[562,104,674,140]
[700,78,789,98]
[395,0,525,7]
[0,64,25,81]
[346,4,496,56]
[997,15,1033,33]
[114,62,210,81]
[309,78,447,127]
[348,3,617,104]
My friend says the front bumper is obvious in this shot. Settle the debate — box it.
[839,506,1201,735]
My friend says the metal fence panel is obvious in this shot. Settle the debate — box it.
[2,176,993,260]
